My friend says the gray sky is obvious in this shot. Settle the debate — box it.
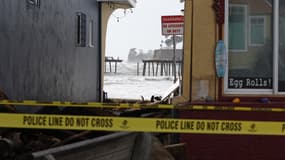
[105,0,184,60]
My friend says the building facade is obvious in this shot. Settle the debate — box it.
[178,0,285,159]
[0,0,134,111]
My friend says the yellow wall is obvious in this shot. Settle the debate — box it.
[191,0,217,101]
[175,0,218,103]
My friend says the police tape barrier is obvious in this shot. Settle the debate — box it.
[1,100,285,112]
[1,113,285,136]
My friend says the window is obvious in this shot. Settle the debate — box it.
[76,12,87,47]
[225,0,273,93]
[278,1,285,91]
[89,20,94,47]
[229,5,247,52]
[249,16,266,46]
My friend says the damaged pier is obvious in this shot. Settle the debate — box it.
[141,60,182,77]
[104,57,123,73]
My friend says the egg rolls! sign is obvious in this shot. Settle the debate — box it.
[228,77,272,89]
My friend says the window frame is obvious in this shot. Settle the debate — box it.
[249,15,266,46]
[76,12,87,47]
[88,20,95,48]
[224,0,279,95]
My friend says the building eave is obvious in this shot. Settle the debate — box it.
[97,0,136,8]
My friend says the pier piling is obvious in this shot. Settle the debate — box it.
[104,57,123,73]
[141,60,182,77]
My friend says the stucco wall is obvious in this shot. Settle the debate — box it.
[178,0,217,102]
[191,0,217,101]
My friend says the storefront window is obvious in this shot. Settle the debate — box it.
[250,16,266,46]
[229,5,247,51]
[227,0,273,91]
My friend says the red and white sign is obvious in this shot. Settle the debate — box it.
[161,15,184,35]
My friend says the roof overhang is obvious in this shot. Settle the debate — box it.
[97,0,136,8]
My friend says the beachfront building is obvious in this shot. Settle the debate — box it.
[0,0,135,107]
[177,0,285,159]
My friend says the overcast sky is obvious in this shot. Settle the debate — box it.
[105,0,184,60]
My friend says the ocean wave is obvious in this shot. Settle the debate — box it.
[144,77,174,81]
[105,62,152,75]
[103,62,175,99]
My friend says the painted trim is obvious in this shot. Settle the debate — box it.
[273,0,279,94]
[224,0,229,95]
[96,0,136,8]
[127,0,136,8]
[88,20,95,48]
[224,0,274,95]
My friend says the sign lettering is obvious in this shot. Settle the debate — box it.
[228,77,272,89]
[161,15,184,35]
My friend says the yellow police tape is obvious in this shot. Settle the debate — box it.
[1,113,285,136]
[1,100,285,112]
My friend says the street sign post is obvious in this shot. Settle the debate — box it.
[161,15,184,83]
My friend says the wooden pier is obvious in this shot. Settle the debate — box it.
[105,57,123,73]
[141,60,182,76]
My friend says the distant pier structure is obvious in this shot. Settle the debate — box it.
[104,56,123,73]
[141,60,182,76]
[140,49,183,77]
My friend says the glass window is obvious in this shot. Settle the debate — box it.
[89,20,94,48]
[76,12,87,47]
[226,0,273,91]
[249,16,266,46]
[229,5,247,52]
[278,1,285,91]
